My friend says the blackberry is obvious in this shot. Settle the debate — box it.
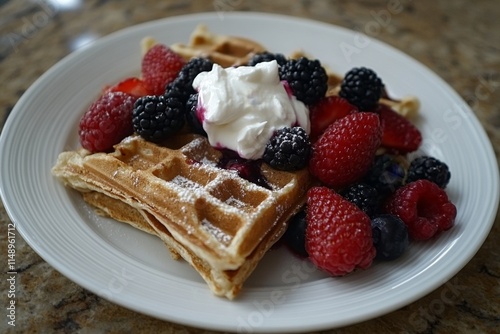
[262,127,311,171]
[247,52,287,66]
[185,93,206,135]
[282,209,308,257]
[407,156,451,188]
[371,214,409,261]
[132,95,185,141]
[168,57,214,96]
[340,183,380,218]
[339,67,384,111]
[279,57,328,106]
[363,154,406,195]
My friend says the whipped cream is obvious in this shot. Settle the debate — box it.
[192,61,310,160]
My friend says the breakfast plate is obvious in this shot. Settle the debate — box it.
[0,12,498,333]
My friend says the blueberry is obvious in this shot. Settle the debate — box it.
[283,209,308,257]
[371,214,409,260]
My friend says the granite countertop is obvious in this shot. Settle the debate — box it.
[1,0,499,333]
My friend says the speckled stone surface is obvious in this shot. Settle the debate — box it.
[1,0,499,333]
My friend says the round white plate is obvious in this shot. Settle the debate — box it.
[1,12,498,333]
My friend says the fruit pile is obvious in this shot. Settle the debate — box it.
[77,42,457,278]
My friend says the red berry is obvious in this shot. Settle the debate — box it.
[105,77,152,97]
[141,44,185,95]
[378,104,422,153]
[306,187,376,276]
[309,96,358,141]
[79,91,136,153]
[384,179,456,240]
[309,112,382,188]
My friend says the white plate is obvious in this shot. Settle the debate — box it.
[1,12,498,333]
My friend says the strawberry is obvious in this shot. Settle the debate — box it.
[79,91,137,153]
[378,104,422,153]
[309,112,382,189]
[141,44,185,95]
[309,96,358,141]
[306,187,376,276]
[105,77,152,97]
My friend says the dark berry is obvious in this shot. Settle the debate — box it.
[132,95,185,141]
[363,154,406,195]
[263,127,311,171]
[371,214,409,260]
[283,209,308,257]
[279,57,328,106]
[340,183,380,218]
[168,57,214,96]
[185,93,206,135]
[248,52,287,66]
[407,156,451,188]
[339,67,384,111]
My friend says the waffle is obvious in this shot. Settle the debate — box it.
[169,24,266,67]
[52,134,311,298]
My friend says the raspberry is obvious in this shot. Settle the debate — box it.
[407,156,451,189]
[309,95,358,141]
[248,52,287,66]
[279,57,328,105]
[371,214,409,260]
[306,187,376,276]
[309,112,382,188]
[141,44,185,95]
[105,77,152,97]
[384,179,456,240]
[132,94,185,141]
[78,91,136,153]
[339,67,384,111]
[340,183,380,218]
[262,127,311,171]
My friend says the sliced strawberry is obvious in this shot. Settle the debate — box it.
[105,77,152,97]
[141,44,185,95]
[309,96,358,141]
[378,104,422,153]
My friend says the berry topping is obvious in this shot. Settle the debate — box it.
[248,52,287,66]
[262,127,311,171]
[283,209,308,257]
[306,187,376,276]
[309,112,382,188]
[79,91,136,153]
[105,77,152,97]
[339,67,384,111]
[371,214,409,260]
[384,179,456,240]
[279,57,328,105]
[141,44,185,95]
[363,154,407,195]
[170,57,214,98]
[217,152,270,189]
[407,156,451,189]
[378,104,422,153]
[185,93,206,135]
[132,94,185,142]
[341,183,380,218]
[309,95,358,141]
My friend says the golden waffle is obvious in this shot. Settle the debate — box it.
[52,134,311,298]
[169,24,266,67]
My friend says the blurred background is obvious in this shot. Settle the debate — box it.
[0,1,498,333]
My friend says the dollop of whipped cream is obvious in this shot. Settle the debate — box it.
[192,60,310,160]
